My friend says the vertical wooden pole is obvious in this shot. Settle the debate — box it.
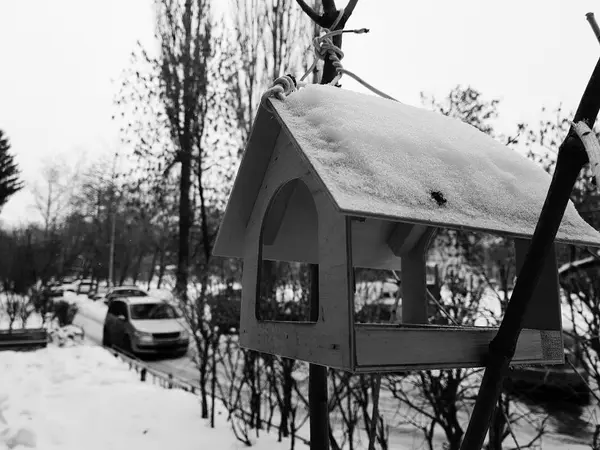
[309,263,329,450]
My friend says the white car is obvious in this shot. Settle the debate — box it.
[102,296,189,357]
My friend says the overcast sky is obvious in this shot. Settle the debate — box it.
[0,0,599,226]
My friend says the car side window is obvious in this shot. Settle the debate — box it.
[107,302,119,316]
[115,302,129,319]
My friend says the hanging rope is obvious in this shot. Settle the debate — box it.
[300,7,398,101]
[261,7,399,107]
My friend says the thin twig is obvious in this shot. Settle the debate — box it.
[427,289,459,326]
[501,408,522,450]
[587,13,600,45]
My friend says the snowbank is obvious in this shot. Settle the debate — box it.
[0,345,288,450]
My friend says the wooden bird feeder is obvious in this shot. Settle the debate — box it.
[213,84,600,373]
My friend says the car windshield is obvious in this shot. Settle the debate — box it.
[113,289,147,297]
[129,303,181,320]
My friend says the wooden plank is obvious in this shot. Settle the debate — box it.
[401,227,436,324]
[354,325,562,371]
[351,218,402,270]
[387,223,430,257]
[263,206,407,271]
[213,108,282,258]
[515,239,563,332]
[262,179,299,246]
[337,206,600,250]
[262,177,319,264]
[240,321,347,369]
[240,133,354,370]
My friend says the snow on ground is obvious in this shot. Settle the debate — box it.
[67,293,107,324]
[0,344,291,450]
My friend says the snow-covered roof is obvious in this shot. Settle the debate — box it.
[272,85,600,246]
[214,85,600,259]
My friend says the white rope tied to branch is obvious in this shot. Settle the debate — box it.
[260,7,398,107]
[260,74,301,111]
[573,121,600,187]
[300,8,398,102]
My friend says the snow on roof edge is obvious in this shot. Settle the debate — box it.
[270,84,600,247]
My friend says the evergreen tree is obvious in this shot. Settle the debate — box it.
[0,130,24,212]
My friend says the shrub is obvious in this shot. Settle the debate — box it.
[207,293,240,335]
[30,288,54,323]
[2,292,33,330]
[52,300,79,327]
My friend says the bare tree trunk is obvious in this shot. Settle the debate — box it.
[176,151,192,301]
[131,249,145,284]
[157,247,166,289]
[119,250,131,286]
[210,332,218,427]
[147,246,159,289]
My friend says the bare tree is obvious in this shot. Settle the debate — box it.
[230,0,314,147]
[31,155,81,236]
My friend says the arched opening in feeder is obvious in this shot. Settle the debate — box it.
[256,178,319,323]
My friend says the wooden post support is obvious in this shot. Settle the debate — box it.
[309,364,329,450]
[460,55,600,450]
[309,263,329,450]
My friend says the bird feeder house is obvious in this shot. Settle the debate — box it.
[213,84,600,373]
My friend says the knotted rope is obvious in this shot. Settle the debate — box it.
[261,7,398,107]
[260,74,300,111]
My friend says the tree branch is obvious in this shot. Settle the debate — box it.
[295,0,361,84]
[341,0,359,24]
[295,0,325,26]
[322,0,337,15]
